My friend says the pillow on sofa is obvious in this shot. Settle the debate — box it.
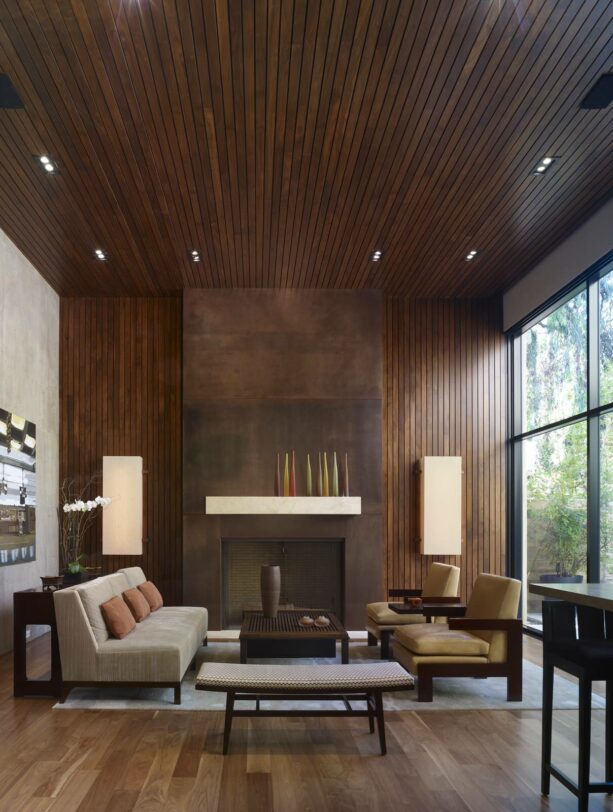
[101,596,136,639]
[123,587,151,622]
[138,581,163,611]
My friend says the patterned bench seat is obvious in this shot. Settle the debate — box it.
[196,662,414,754]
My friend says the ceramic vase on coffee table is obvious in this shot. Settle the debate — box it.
[260,564,281,619]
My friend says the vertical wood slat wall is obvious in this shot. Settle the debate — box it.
[59,297,182,604]
[384,298,507,601]
[59,295,506,607]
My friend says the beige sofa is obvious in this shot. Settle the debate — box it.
[54,567,208,704]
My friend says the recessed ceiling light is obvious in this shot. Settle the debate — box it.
[37,155,57,173]
[465,250,478,261]
[94,249,107,261]
[531,156,557,176]
[190,249,201,262]
[370,250,383,262]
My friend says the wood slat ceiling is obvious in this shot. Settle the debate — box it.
[0,0,611,297]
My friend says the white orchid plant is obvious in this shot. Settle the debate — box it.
[58,476,111,574]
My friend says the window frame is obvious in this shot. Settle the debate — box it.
[507,250,613,634]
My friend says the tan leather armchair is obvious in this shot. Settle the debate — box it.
[393,573,522,701]
[366,562,460,659]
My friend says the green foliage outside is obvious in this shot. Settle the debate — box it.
[524,275,613,581]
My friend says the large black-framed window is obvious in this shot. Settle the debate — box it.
[508,251,613,632]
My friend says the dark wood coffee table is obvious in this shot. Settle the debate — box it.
[239,610,349,663]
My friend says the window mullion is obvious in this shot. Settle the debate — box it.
[587,415,600,583]
[587,279,600,582]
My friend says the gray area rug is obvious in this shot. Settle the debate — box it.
[53,641,606,712]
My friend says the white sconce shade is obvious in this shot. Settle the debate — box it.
[418,456,462,556]
[102,456,143,555]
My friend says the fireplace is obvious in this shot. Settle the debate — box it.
[221,538,344,628]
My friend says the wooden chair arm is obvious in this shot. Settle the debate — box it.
[447,618,521,631]
[420,596,462,604]
[448,618,523,666]
[422,604,466,618]
[388,588,422,598]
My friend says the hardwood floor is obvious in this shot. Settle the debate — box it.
[0,634,611,811]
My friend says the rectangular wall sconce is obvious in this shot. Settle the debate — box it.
[102,456,143,555]
[417,456,463,556]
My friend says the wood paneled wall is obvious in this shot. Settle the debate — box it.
[59,293,506,611]
[384,298,507,601]
[59,297,182,604]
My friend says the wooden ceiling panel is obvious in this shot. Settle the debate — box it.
[0,0,610,297]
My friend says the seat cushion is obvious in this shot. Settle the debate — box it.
[393,643,487,676]
[96,606,208,682]
[394,623,490,657]
[196,662,414,692]
[367,602,427,626]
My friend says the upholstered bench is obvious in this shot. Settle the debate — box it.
[195,662,414,754]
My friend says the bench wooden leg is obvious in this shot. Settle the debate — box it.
[367,693,375,734]
[367,632,377,646]
[223,691,235,755]
[374,690,386,754]
[174,684,181,705]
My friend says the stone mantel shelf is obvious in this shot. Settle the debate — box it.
[205,496,362,516]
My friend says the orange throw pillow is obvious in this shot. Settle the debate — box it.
[123,587,151,622]
[101,596,136,639]
[138,581,163,611]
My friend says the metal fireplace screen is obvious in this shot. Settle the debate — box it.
[221,539,344,628]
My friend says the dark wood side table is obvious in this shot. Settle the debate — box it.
[13,588,62,698]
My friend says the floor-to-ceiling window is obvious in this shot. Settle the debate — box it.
[509,255,613,631]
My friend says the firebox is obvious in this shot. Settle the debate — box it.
[221,538,344,628]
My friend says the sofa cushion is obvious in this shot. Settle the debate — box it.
[96,606,208,682]
[394,623,490,657]
[139,580,163,611]
[117,566,147,588]
[465,574,521,662]
[101,596,136,639]
[123,587,151,622]
[108,572,131,596]
[76,577,115,644]
[367,602,427,626]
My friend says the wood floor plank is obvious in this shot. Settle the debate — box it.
[2,636,613,811]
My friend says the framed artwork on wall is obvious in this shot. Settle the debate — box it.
[0,408,36,566]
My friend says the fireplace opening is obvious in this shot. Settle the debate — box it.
[221,538,344,628]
